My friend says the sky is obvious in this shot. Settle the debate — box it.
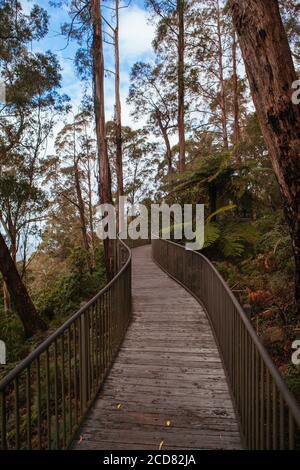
[20,0,156,139]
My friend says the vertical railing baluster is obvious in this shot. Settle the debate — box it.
[94,304,99,388]
[239,320,242,419]
[100,297,104,380]
[0,390,6,450]
[108,290,112,363]
[14,377,20,449]
[272,382,277,450]
[61,335,66,448]
[36,356,41,449]
[247,334,251,447]
[54,339,59,449]
[105,292,109,371]
[280,395,284,449]
[79,316,83,416]
[266,370,270,449]
[45,349,51,449]
[289,410,294,450]
[80,314,88,414]
[74,321,79,424]
[251,341,255,450]
[67,328,72,441]
[88,310,92,401]
[26,366,32,449]
[255,349,259,449]
[260,358,265,449]
[90,308,94,398]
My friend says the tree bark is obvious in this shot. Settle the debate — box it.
[73,120,93,272]
[177,0,186,172]
[156,111,173,175]
[232,29,241,146]
[91,0,113,279]
[0,232,47,337]
[216,0,229,150]
[229,0,300,316]
[74,162,92,272]
[91,0,112,206]
[87,157,96,269]
[115,0,124,198]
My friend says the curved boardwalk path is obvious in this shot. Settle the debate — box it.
[74,245,242,450]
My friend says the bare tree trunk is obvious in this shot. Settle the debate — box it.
[72,121,93,272]
[232,29,241,146]
[91,0,113,279]
[74,162,93,272]
[87,158,96,269]
[177,0,186,173]
[115,0,123,198]
[216,0,229,150]
[83,119,96,269]
[0,232,47,337]
[8,223,18,264]
[229,0,300,316]
[156,112,173,175]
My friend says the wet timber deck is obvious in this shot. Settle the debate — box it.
[73,245,242,450]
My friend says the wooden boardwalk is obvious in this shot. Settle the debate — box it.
[74,245,242,450]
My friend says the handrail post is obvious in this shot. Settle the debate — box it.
[0,391,6,450]
[80,314,88,412]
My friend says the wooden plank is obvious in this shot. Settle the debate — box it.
[76,428,241,450]
[73,245,242,450]
[88,399,238,417]
[104,379,230,392]
[83,410,239,429]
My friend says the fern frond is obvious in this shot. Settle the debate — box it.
[206,204,236,224]
[204,222,221,248]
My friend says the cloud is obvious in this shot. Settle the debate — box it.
[103,5,155,127]
[119,6,155,59]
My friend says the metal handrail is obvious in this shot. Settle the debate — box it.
[152,238,300,449]
[0,237,132,449]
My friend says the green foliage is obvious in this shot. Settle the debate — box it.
[35,246,106,321]
[204,219,260,259]
[204,222,221,248]
[205,204,236,224]
[0,309,25,363]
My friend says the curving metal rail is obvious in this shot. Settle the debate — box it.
[1,235,300,450]
[0,237,131,450]
[152,238,300,450]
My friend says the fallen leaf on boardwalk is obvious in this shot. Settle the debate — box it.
[78,435,84,444]
[159,440,164,450]
[165,420,171,427]
[117,403,123,410]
